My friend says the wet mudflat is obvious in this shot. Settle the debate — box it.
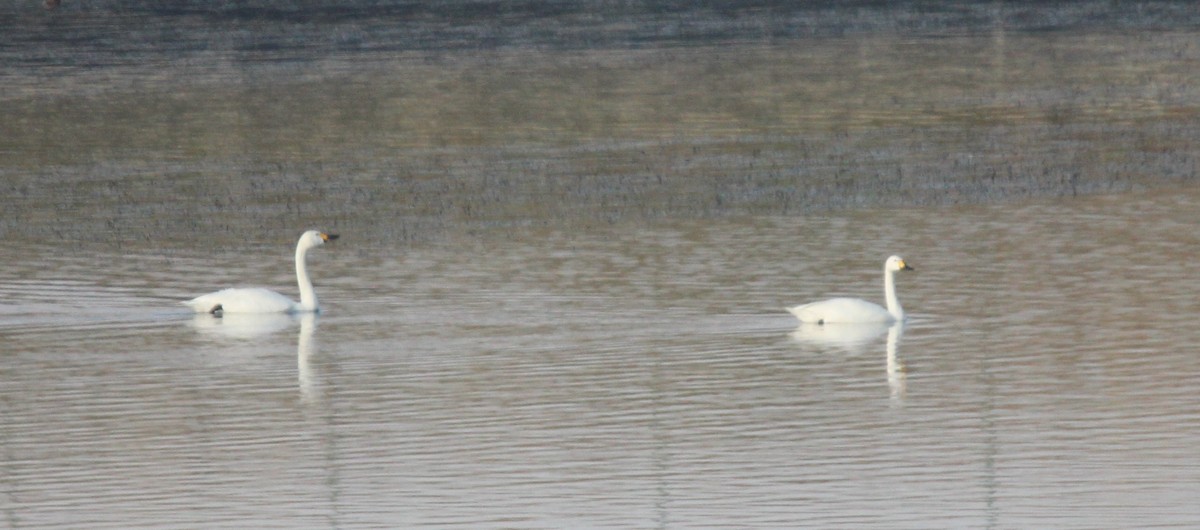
[3,1,1200,528]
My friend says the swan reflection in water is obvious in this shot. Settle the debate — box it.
[295,313,320,403]
[789,321,907,402]
[188,312,297,339]
[188,312,323,402]
[883,324,906,402]
[190,311,341,518]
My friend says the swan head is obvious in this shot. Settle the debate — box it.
[886,255,914,272]
[299,230,339,250]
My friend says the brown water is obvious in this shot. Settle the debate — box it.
[4,2,1200,528]
[4,7,1200,248]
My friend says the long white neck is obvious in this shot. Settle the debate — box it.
[295,242,318,312]
[883,267,904,321]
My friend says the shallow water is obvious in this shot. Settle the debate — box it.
[4,4,1200,248]
[4,188,1200,528]
[5,2,1200,528]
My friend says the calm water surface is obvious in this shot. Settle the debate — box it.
[4,188,1199,528]
[5,2,1200,528]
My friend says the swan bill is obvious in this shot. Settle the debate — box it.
[322,233,339,241]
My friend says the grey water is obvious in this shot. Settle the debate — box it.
[4,1,1200,528]
[6,190,1200,528]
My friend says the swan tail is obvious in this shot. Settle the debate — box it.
[786,304,819,324]
[786,303,814,317]
[182,294,222,314]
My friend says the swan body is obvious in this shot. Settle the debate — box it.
[184,230,338,314]
[787,255,913,324]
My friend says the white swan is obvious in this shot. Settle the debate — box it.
[183,230,338,314]
[787,255,913,324]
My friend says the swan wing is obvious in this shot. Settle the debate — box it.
[183,288,298,314]
[787,297,894,324]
